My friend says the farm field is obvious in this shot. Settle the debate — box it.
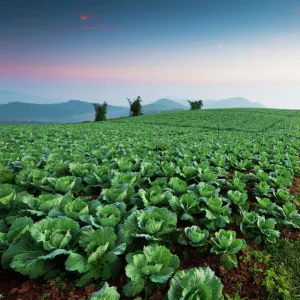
[0,108,299,300]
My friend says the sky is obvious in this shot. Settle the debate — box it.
[0,0,300,108]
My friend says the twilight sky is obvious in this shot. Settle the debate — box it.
[1,0,300,108]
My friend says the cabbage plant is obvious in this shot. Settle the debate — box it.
[123,245,180,297]
[227,190,248,211]
[90,282,120,300]
[65,227,126,286]
[20,194,73,218]
[168,267,224,300]
[169,194,200,223]
[189,182,220,201]
[47,176,83,193]
[2,217,80,279]
[280,202,300,228]
[200,197,231,230]
[0,164,15,184]
[168,177,188,195]
[0,184,16,212]
[63,198,89,221]
[256,197,281,218]
[240,212,280,244]
[273,188,293,203]
[210,229,245,269]
[120,207,178,245]
[180,165,198,179]
[227,178,246,193]
[161,161,176,177]
[198,168,218,184]
[139,186,174,208]
[178,226,209,249]
[80,204,123,228]
[101,184,135,204]
[254,181,273,197]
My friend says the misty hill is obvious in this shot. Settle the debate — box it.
[0,97,266,124]
[143,98,187,113]
[0,100,129,123]
[0,90,58,104]
[0,99,188,123]
[176,97,265,109]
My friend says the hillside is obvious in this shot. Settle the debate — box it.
[176,97,265,109]
[143,98,187,113]
[0,100,129,123]
[0,98,187,123]
[0,90,58,104]
[0,96,266,124]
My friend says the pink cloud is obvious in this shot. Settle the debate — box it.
[276,17,281,22]
[290,7,300,12]
[79,14,94,21]
[217,43,224,49]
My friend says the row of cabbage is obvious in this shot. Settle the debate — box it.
[0,109,299,299]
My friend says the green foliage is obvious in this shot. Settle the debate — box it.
[93,102,108,122]
[210,229,245,269]
[178,226,209,249]
[128,96,143,116]
[280,201,300,228]
[225,292,246,300]
[263,239,300,300]
[227,190,248,211]
[200,197,231,230]
[90,282,120,300]
[187,100,203,110]
[240,212,280,244]
[65,227,126,286]
[120,207,178,245]
[168,267,224,300]
[0,108,299,297]
[123,245,179,297]
[169,193,200,223]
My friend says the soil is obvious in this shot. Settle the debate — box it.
[0,268,99,300]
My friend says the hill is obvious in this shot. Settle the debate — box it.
[0,98,188,123]
[0,90,58,104]
[0,100,129,123]
[0,96,266,124]
[143,98,187,114]
[176,97,265,109]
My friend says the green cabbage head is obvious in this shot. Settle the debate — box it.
[123,245,180,297]
[168,267,224,300]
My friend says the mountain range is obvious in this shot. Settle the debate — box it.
[0,90,265,124]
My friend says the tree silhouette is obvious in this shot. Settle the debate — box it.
[187,100,203,110]
[127,96,143,116]
[93,102,108,121]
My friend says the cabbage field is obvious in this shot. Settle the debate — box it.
[0,108,299,300]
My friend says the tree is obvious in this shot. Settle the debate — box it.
[93,102,108,121]
[187,100,203,110]
[127,96,143,116]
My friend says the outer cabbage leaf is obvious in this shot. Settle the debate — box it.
[123,245,179,297]
[90,282,120,300]
[120,207,178,245]
[168,267,224,300]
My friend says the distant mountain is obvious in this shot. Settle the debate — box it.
[176,97,265,109]
[0,94,265,124]
[0,90,58,104]
[143,98,187,113]
[0,100,129,123]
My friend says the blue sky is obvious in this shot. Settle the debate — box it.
[1,0,300,108]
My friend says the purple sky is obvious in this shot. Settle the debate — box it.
[1,0,300,108]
